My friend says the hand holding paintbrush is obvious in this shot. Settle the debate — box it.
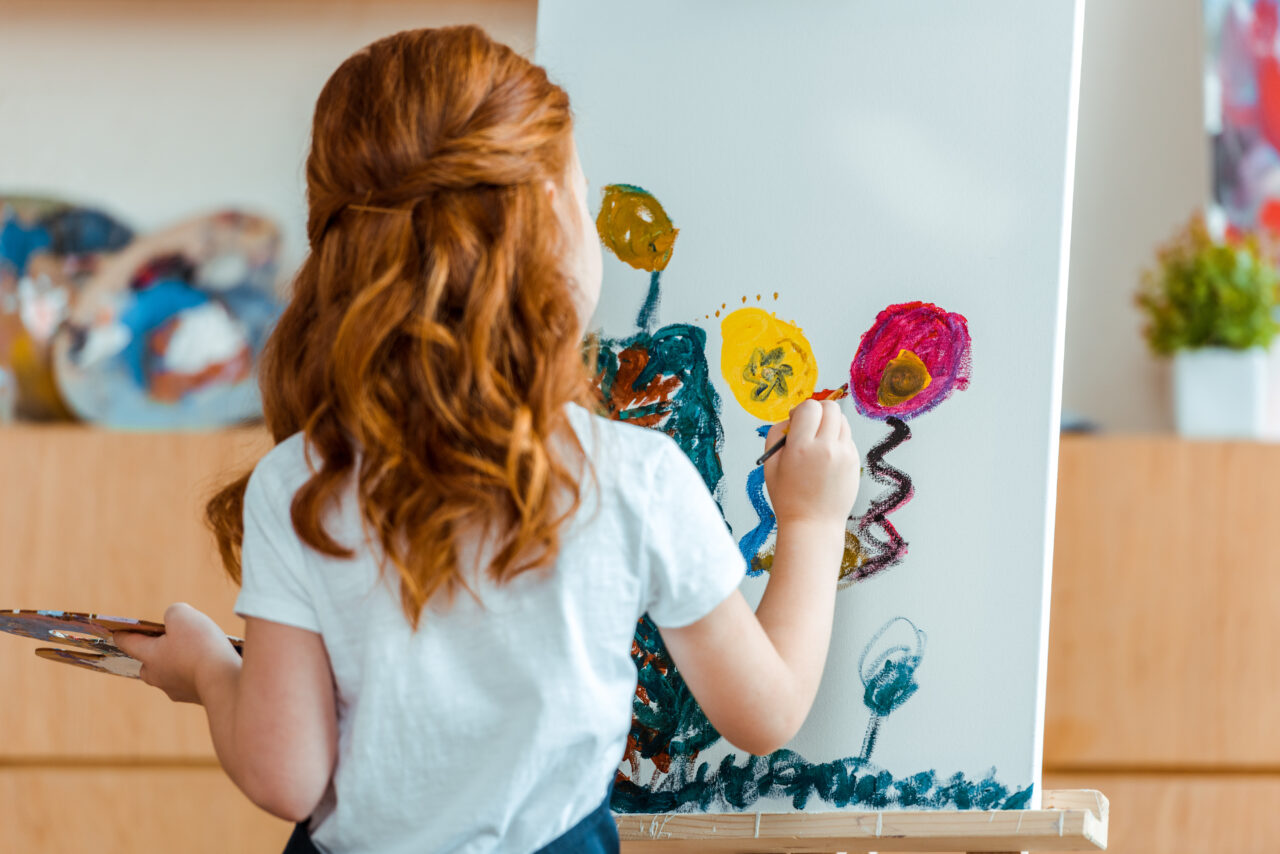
[756,392,860,547]
[756,385,849,466]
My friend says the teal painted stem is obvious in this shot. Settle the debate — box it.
[860,714,883,762]
[636,270,662,331]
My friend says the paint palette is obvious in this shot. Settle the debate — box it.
[0,609,244,679]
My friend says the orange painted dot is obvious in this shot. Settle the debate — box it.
[715,310,721,317]
[741,296,747,303]
[773,292,778,300]
[755,294,761,301]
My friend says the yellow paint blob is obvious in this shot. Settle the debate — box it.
[720,307,818,421]
[595,184,677,272]
[877,349,932,407]
[838,530,864,581]
[759,529,862,581]
[751,547,774,575]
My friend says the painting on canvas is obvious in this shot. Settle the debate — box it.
[538,0,1083,814]
[1205,0,1280,243]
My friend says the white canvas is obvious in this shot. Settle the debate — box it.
[538,0,1083,814]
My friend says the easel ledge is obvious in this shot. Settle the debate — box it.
[615,789,1108,853]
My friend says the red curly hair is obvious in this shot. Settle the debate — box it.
[206,26,597,626]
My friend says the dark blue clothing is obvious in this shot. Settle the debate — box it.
[282,788,618,854]
[533,789,619,854]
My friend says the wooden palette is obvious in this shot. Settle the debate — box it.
[0,609,243,679]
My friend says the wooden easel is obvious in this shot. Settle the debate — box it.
[616,789,1108,853]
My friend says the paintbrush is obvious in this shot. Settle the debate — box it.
[755,385,849,466]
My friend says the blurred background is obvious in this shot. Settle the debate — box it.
[1,0,1276,851]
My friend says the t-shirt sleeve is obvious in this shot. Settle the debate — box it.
[233,462,321,634]
[641,438,746,628]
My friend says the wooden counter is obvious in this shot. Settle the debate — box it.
[2,430,1276,851]
[1047,435,1280,770]
[0,426,290,851]
[1043,435,1280,853]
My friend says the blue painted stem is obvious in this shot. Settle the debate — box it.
[739,465,776,574]
[740,424,776,574]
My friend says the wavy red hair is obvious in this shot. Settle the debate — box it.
[207,26,597,626]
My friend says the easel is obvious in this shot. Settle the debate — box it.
[616,789,1108,853]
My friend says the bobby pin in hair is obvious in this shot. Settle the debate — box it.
[347,204,411,216]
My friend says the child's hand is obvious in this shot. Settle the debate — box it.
[114,603,240,705]
[763,399,860,529]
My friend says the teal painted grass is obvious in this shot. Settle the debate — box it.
[612,750,1033,813]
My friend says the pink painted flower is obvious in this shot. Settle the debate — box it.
[849,301,972,421]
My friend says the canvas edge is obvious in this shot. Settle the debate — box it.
[1032,0,1088,813]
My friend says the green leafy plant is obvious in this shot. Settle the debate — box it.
[1137,214,1280,354]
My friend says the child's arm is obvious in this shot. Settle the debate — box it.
[659,399,856,756]
[116,605,337,822]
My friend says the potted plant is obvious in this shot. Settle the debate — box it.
[1137,213,1280,438]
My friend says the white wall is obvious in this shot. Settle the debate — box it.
[0,0,537,273]
[1063,0,1208,431]
[1,0,1205,432]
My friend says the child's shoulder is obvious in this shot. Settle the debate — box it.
[247,432,313,497]
[566,403,686,477]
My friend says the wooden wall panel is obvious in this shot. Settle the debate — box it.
[0,766,290,852]
[1044,773,1280,854]
[1046,436,1280,769]
[0,426,271,759]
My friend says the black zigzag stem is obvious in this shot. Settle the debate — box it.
[854,416,912,580]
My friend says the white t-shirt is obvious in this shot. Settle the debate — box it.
[234,403,746,854]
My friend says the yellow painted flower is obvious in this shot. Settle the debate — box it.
[595,184,678,272]
[877,349,932,407]
[720,307,818,421]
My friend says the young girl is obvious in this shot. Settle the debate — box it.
[115,25,859,854]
